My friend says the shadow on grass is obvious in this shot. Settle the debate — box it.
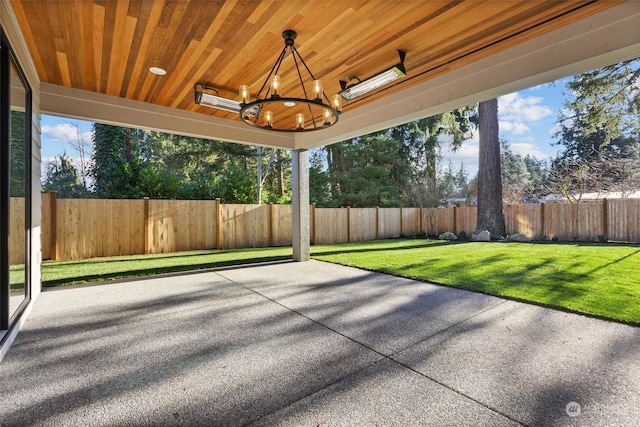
[42,248,278,267]
[311,239,454,257]
[42,254,292,287]
[311,239,640,325]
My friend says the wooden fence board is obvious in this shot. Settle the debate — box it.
[544,203,575,240]
[55,198,146,260]
[401,208,421,236]
[505,204,540,238]
[221,204,269,249]
[271,204,292,246]
[576,202,604,241]
[608,199,640,242]
[40,192,53,260]
[421,208,438,235]
[378,208,402,239]
[349,208,377,242]
[456,207,477,235]
[147,200,217,253]
[314,208,348,244]
[11,196,640,261]
[9,197,25,265]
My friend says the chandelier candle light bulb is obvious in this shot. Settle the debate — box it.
[271,76,280,97]
[264,111,273,128]
[238,29,341,132]
[323,110,331,125]
[240,85,250,104]
[332,94,342,113]
[313,80,323,101]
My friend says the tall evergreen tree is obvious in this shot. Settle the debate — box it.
[552,59,640,198]
[330,131,402,207]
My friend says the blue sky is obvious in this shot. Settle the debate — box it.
[40,78,571,180]
[440,78,570,176]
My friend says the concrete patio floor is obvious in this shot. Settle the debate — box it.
[1,260,638,426]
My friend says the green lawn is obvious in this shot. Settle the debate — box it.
[11,239,640,324]
[32,247,292,287]
[312,239,640,325]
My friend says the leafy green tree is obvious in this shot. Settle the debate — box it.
[257,148,292,204]
[43,153,87,198]
[523,155,549,200]
[388,109,475,205]
[91,123,145,198]
[10,111,26,197]
[309,149,333,206]
[317,109,475,208]
[501,142,532,203]
[213,161,257,204]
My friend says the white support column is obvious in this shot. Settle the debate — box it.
[292,149,310,262]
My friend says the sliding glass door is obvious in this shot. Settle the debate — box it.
[1,31,31,332]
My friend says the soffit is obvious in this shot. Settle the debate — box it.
[9,0,624,145]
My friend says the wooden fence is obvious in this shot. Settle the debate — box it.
[8,193,640,263]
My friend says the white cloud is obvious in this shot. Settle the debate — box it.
[42,123,92,147]
[498,92,553,123]
[499,120,529,135]
[439,133,479,176]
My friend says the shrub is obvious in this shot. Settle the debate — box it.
[438,231,458,241]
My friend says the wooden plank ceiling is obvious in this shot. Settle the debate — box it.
[11,0,620,130]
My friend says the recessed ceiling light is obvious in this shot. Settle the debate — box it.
[149,67,167,76]
[283,101,296,107]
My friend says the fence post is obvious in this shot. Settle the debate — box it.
[268,203,274,247]
[347,206,351,243]
[143,197,150,254]
[602,198,608,240]
[399,207,404,236]
[376,206,380,240]
[310,203,316,245]
[453,206,458,234]
[49,191,57,261]
[540,203,545,239]
[215,198,222,250]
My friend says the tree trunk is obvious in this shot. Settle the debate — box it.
[476,98,505,237]
[276,149,284,197]
[256,146,262,204]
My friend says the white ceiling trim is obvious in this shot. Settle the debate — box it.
[40,83,296,149]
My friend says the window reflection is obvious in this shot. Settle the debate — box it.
[8,55,28,319]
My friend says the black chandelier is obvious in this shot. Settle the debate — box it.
[239,30,342,132]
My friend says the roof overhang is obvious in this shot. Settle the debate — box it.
[10,1,640,150]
